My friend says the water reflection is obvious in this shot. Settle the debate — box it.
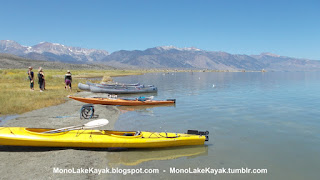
[107,145,208,166]
[117,104,176,114]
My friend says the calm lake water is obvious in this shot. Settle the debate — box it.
[108,72,320,179]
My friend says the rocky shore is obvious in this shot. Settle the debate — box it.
[0,91,120,180]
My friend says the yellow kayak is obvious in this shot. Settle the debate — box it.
[0,127,209,148]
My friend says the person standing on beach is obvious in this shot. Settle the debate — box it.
[42,69,46,90]
[27,66,34,91]
[38,67,45,92]
[65,70,72,91]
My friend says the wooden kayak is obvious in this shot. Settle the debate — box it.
[68,96,176,106]
[0,127,209,148]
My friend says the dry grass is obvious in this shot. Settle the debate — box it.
[0,69,143,115]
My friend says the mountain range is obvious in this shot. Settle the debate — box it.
[0,53,115,70]
[0,40,109,64]
[1,40,320,71]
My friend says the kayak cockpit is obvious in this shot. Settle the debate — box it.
[23,128,142,137]
[25,128,54,133]
[102,130,143,138]
[24,128,68,135]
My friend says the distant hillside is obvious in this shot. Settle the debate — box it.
[0,53,116,70]
[251,53,320,71]
[100,46,320,71]
[2,40,320,71]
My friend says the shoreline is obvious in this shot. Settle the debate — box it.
[0,69,145,116]
[0,69,268,116]
[1,91,120,129]
[0,91,121,179]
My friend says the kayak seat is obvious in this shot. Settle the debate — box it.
[134,131,141,136]
[122,131,141,136]
[123,133,134,136]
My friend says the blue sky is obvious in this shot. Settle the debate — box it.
[0,0,319,59]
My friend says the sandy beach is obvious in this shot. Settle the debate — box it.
[0,91,120,180]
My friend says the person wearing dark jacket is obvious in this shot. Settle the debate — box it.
[28,66,34,91]
[65,70,72,91]
[38,67,44,92]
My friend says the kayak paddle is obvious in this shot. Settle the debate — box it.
[42,119,109,134]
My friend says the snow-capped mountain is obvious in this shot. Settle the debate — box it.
[0,40,109,63]
[0,40,28,55]
[155,46,201,51]
[2,40,320,71]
